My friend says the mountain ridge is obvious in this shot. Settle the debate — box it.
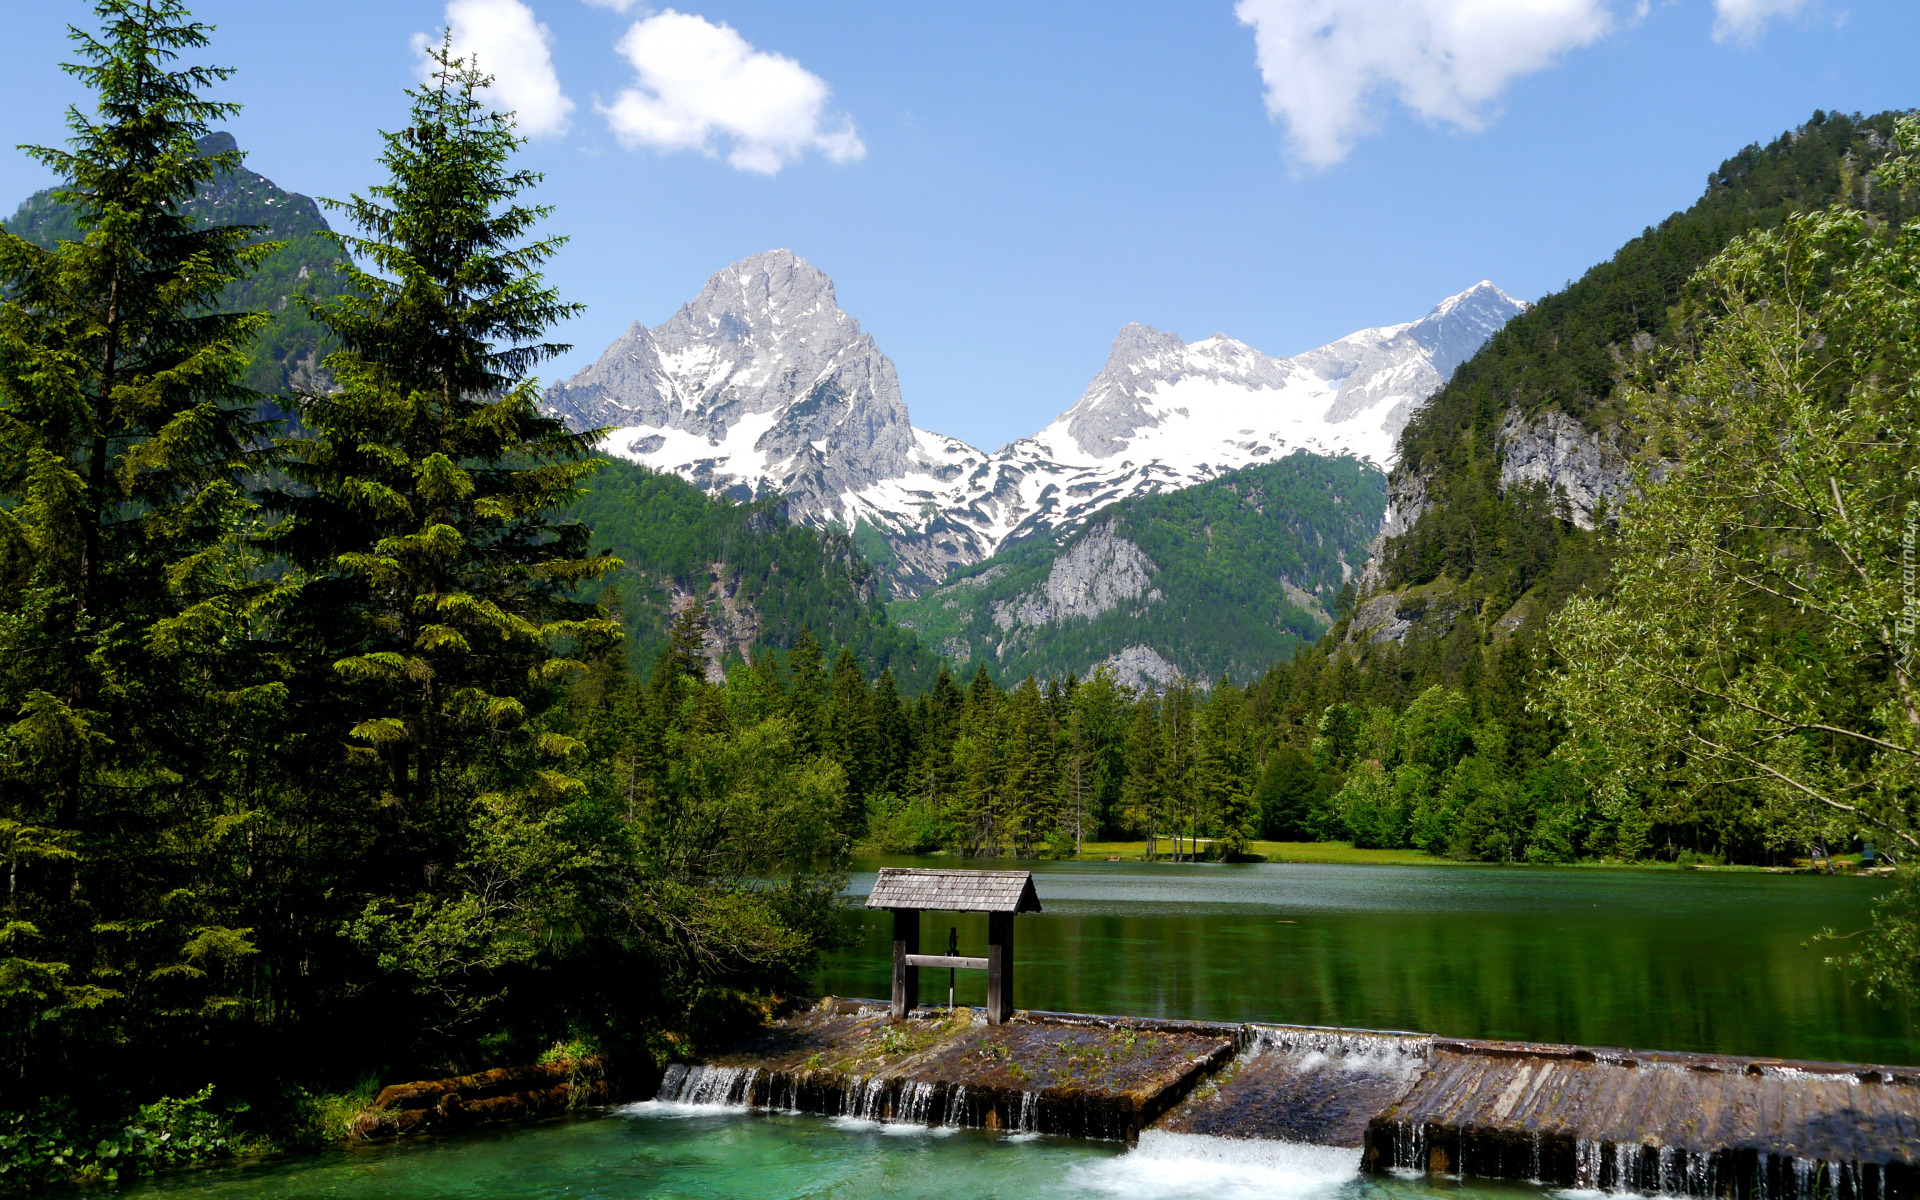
[542,250,1524,595]
[2,131,346,397]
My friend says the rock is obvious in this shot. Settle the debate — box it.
[1496,406,1634,528]
[1097,644,1182,690]
[1357,470,1430,591]
[1347,592,1411,646]
[989,523,1157,631]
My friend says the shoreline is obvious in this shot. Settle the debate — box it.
[866,842,1887,875]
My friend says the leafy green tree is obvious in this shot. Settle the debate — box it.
[1550,116,1920,983]
[1255,743,1321,840]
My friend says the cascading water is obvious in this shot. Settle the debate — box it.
[655,1064,758,1107]
[899,1081,937,1124]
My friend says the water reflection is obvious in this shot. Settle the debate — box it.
[821,858,1917,1065]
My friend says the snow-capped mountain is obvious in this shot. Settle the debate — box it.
[542,249,1525,594]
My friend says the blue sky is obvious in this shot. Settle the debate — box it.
[1,0,1914,451]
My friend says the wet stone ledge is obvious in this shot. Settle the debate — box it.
[1156,1025,1431,1147]
[670,1002,1920,1199]
[657,998,1234,1140]
[1363,1040,1920,1200]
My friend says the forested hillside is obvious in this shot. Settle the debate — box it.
[890,454,1384,685]
[4,131,344,396]
[573,458,940,687]
[1248,108,1920,877]
[1381,110,1914,612]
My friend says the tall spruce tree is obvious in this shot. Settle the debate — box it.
[0,0,274,1089]
[263,42,620,1042]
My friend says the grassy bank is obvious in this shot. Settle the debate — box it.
[1072,839,1437,865]
[1064,840,1876,872]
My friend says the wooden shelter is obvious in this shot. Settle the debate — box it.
[864,867,1042,1023]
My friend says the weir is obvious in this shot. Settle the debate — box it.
[651,999,1920,1199]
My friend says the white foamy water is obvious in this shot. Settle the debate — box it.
[615,1099,751,1119]
[1072,1130,1360,1199]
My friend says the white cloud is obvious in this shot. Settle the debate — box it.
[1234,0,1616,168]
[413,0,576,139]
[598,10,865,174]
[1711,0,1810,43]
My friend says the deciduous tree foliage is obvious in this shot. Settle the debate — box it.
[1549,116,1920,992]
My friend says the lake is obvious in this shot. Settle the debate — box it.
[820,857,1917,1065]
[123,858,1913,1199]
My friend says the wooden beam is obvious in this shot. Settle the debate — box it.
[903,954,989,970]
[987,911,1014,1024]
[891,908,920,1019]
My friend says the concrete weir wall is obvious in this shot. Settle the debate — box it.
[664,999,1920,1199]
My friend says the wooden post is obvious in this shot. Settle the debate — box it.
[986,911,1014,1024]
[891,908,920,1019]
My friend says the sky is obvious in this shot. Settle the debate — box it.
[0,0,1914,452]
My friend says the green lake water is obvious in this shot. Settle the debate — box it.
[822,858,1918,1066]
[122,859,1914,1199]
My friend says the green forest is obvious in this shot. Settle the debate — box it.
[890,453,1385,683]
[3,0,1919,1187]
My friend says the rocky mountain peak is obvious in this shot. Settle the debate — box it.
[544,256,1527,597]
[1405,281,1526,378]
[1105,322,1188,365]
[667,248,853,350]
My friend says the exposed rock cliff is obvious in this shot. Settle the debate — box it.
[1495,406,1634,528]
[1097,644,1183,690]
[989,523,1159,631]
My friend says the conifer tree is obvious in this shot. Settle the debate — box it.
[826,647,876,798]
[954,665,1004,854]
[1121,698,1165,859]
[263,42,620,1037]
[0,0,275,1084]
[1161,678,1198,859]
[786,626,826,754]
[1002,676,1057,856]
[269,40,618,808]
[871,667,910,794]
[1196,683,1255,857]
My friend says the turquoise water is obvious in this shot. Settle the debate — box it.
[122,860,1914,1198]
[129,1106,1550,1200]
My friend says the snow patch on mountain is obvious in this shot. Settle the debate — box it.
[542,249,1525,594]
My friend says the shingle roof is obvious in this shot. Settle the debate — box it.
[864,867,1042,914]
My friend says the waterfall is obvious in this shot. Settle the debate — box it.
[653,1064,757,1107]
[1015,1090,1038,1134]
[1576,1138,1603,1189]
[898,1081,937,1124]
[944,1084,968,1128]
